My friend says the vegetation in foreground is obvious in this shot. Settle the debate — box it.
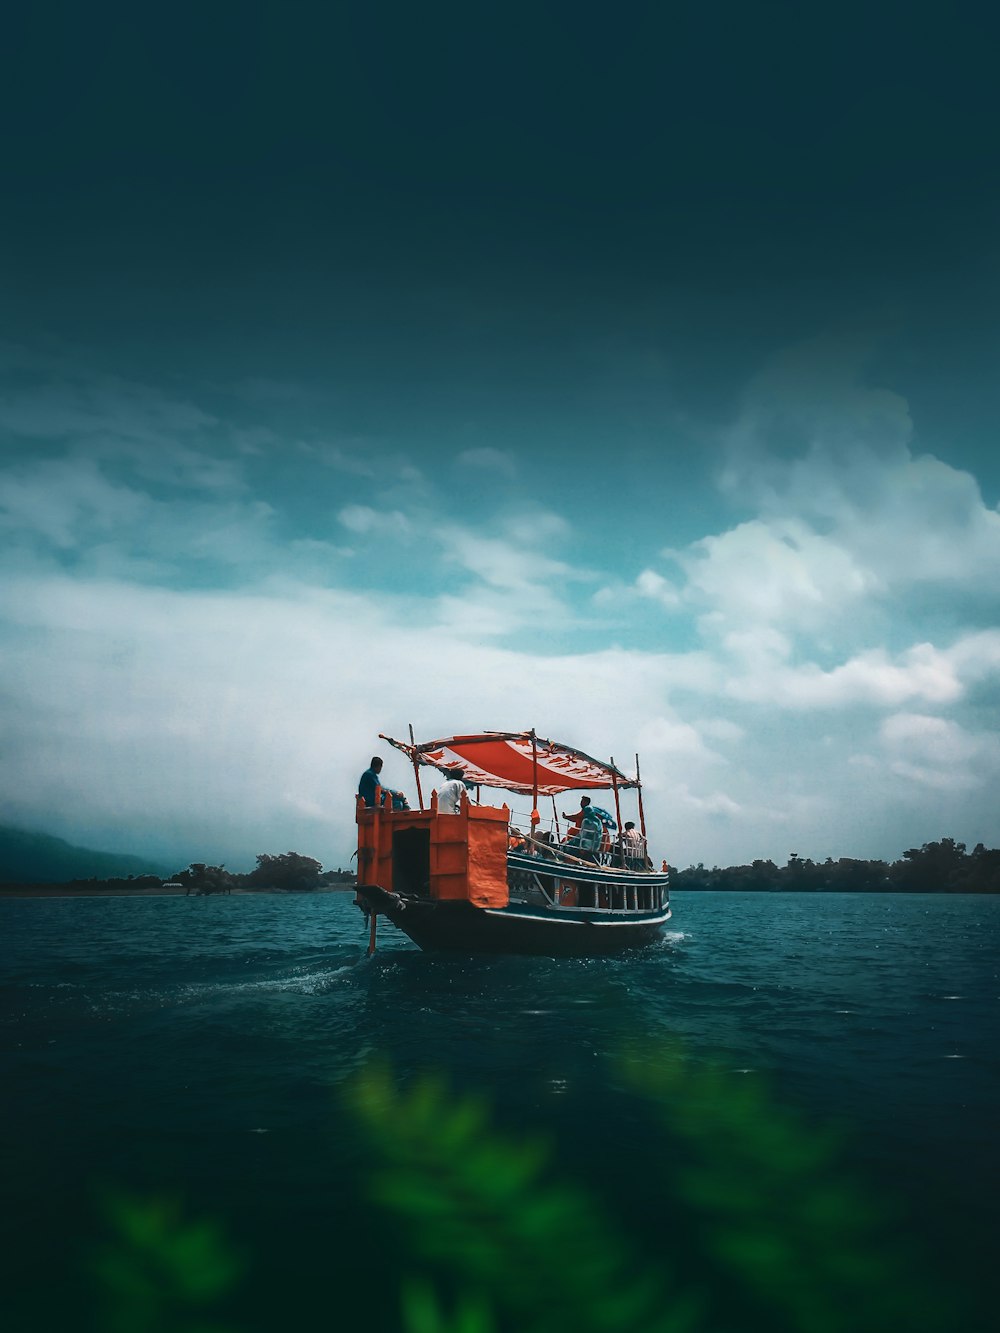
[88,1044,957,1333]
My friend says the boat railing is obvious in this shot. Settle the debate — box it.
[506,845,667,914]
[506,811,652,872]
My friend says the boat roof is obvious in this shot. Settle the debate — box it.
[379,731,636,796]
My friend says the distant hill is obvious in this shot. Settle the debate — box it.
[0,825,171,884]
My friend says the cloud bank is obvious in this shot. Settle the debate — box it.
[1,339,999,871]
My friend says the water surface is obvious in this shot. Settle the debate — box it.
[3,891,997,1330]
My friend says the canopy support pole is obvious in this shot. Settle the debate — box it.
[530,729,540,828]
[551,795,561,840]
[635,752,647,840]
[409,723,424,810]
[610,757,624,866]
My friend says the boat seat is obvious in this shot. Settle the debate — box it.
[574,821,603,854]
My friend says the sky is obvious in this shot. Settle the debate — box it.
[2,2,999,873]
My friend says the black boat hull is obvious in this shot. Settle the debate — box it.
[356,886,670,957]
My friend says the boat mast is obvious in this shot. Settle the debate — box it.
[530,728,540,831]
[409,722,425,810]
[610,756,624,862]
[635,751,647,840]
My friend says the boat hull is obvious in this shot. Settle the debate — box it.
[356,886,670,957]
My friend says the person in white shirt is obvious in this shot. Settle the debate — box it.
[437,767,471,815]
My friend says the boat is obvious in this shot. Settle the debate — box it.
[354,729,671,957]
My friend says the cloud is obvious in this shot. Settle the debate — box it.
[679,518,874,633]
[0,455,151,549]
[297,440,377,478]
[724,641,963,709]
[635,569,682,609]
[431,509,585,632]
[715,337,1000,603]
[636,716,723,762]
[877,711,1000,791]
[592,568,681,613]
[0,572,686,865]
[2,339,999,873]
[456,447,518,478]
[337,505,412,538]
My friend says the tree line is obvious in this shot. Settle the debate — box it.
[60,852,354,895]
[27,837,1000,895]
[671,838,1000,893]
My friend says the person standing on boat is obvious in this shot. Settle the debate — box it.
[437,767,471,815]
[358,756,385,808]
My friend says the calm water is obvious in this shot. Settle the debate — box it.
[3,891,998,1331]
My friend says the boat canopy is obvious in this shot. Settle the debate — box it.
[379,731,636,796]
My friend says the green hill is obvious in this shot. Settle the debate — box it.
[0,826,171,884]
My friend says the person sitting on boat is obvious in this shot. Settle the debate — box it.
[437,767,472,815]
[358,756,409,810]
[358,756,385,808]
[532,830,557,859]
[561,796,592,839]
[619,821,646,869]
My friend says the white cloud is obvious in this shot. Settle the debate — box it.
[696,717,745,744]
[0,573,684,865]
[0,456,151,548]
[430,509,586,633]
[297,440,377,478]
[635,568,682,609]
[2,341,999,873]
[679,517,874,632]
[669,784,743,817]
[456,447,518,478]
[725,642,962,709]
[636,716,722,762]
[715,337,1000,608]
[877,712,1000,793]
[0,374,216,445]
[337,505,412,538]
[879,712,978,761]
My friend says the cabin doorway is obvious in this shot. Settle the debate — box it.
[392,827,430,897]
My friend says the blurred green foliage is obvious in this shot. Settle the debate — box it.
[619,1045,945,1333]
[91,1191,245,1333]
[88,1044,950,1333]
[346,1064,699,1333]
[346,1049,947,1333]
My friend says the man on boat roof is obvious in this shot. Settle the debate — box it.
[437,766,472,815]
[358,755,410,810]
[358,756,384,808]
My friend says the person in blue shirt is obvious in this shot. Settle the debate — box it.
[358,756,410,810]
[358,756,384,808]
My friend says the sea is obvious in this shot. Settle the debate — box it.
[2,890,998,1333]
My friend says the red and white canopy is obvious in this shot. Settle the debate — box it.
[379,731,635,796]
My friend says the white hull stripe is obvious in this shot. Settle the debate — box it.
[482,908,672,927]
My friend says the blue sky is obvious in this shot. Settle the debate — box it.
[2,2,999,872]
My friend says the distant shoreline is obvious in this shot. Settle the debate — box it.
[3,884,996,900]
[0,884,357,899]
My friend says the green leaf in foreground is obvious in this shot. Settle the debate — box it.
[91,1191,245,1333]
[346,1063,699,1333]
